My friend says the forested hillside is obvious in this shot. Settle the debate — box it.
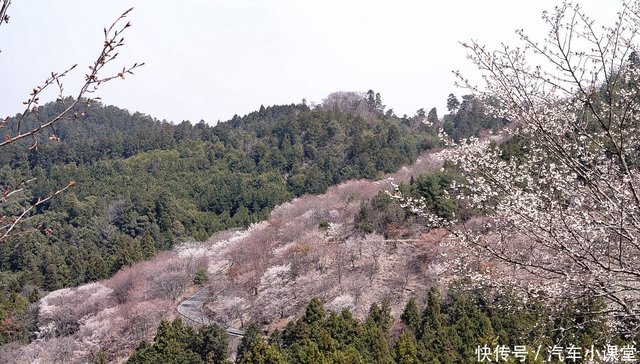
[128,286,617,364]
[3,0,639,362]
[0,91,499,345]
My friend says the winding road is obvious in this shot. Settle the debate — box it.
[177,286,246,337]
[175,228,422,339]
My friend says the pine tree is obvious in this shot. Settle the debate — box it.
[401,298,420,334]
[236,324,261,363]
[426,108,439,125]
[324,310,363,350]
[194,325,228,363]
[368,299,393,334]
[393,329,419,364]
[333,345,366,364]
[140,232,156,259]
[439,287,497,363]
[362,317,394,364]
[418,288,443,339]
[417,287,452,363]
[239,334,287,364]
[446,94,460,113]
[292,341,329,364]
[302,298,325,325]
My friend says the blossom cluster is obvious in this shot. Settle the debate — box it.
[392,0,640,335]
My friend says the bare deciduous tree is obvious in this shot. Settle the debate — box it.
[363,233,386,273]
[344,238,361,268]
[334,243,348,285]
[321,91,375,118]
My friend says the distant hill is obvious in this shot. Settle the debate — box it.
[0,146,450,362]
[0,91,451,345]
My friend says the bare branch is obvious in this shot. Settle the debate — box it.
[0,181,75,241]
[0,0,10,32]
[393,0,640,336]
[0,8,143,241]
[0,7,144,148]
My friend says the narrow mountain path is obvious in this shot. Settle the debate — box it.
[177,230,249,337]
[177,286,246,337]
[173,148,451,338]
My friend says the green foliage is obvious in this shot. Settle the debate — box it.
[193,267,209,286]
[416,287,450,363]
[426,108,439,125]
[368,298,393,334]
[355,167,466,236]
[446,94,460,113]
[127,283,621,364]
[302,298,325,325]
[400,298,420,333]
[410,170,457,220]
[1,92,511,347]
[94,350,108,364]
[238,333,286,364]
[442,95,507,142]
[196,324,230,364]
[497,135,529,162]
[402,284,622,364]
[1,96,439,343]
[127,319,229,364]
[393,330,419,364]
[354,191,408,236]
[236,324,262,363]
[276,299,393,364]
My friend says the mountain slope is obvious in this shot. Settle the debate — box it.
[0,146,456,363]
[0,92,447,346]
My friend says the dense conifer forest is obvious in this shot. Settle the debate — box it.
[128,284,620,363]
[2,91,498,345]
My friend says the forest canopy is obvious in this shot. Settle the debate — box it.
[0,90,499,345]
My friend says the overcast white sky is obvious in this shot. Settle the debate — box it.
[0,1,619,124]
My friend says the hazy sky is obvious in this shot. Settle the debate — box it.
[0,1,618,124]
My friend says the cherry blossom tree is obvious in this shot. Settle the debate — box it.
[393,0,640,335]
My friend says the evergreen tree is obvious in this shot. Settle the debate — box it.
[362,317,394,364]
[237,324,261,363]
[400,298,420,334]
[426,108,439,125]
[140,232,156,259]
[194,324,229,364]
[418,288,443,339]
[290,341,329,364]
[446,94,460,113]
[393,329,419,364]
[333,345,366,364]
[324,310,364,350]
[368,299,392,334]
[127,319,229,364]
[302,298,325,325]
[239,334,287,364]
[417,287,452,363]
